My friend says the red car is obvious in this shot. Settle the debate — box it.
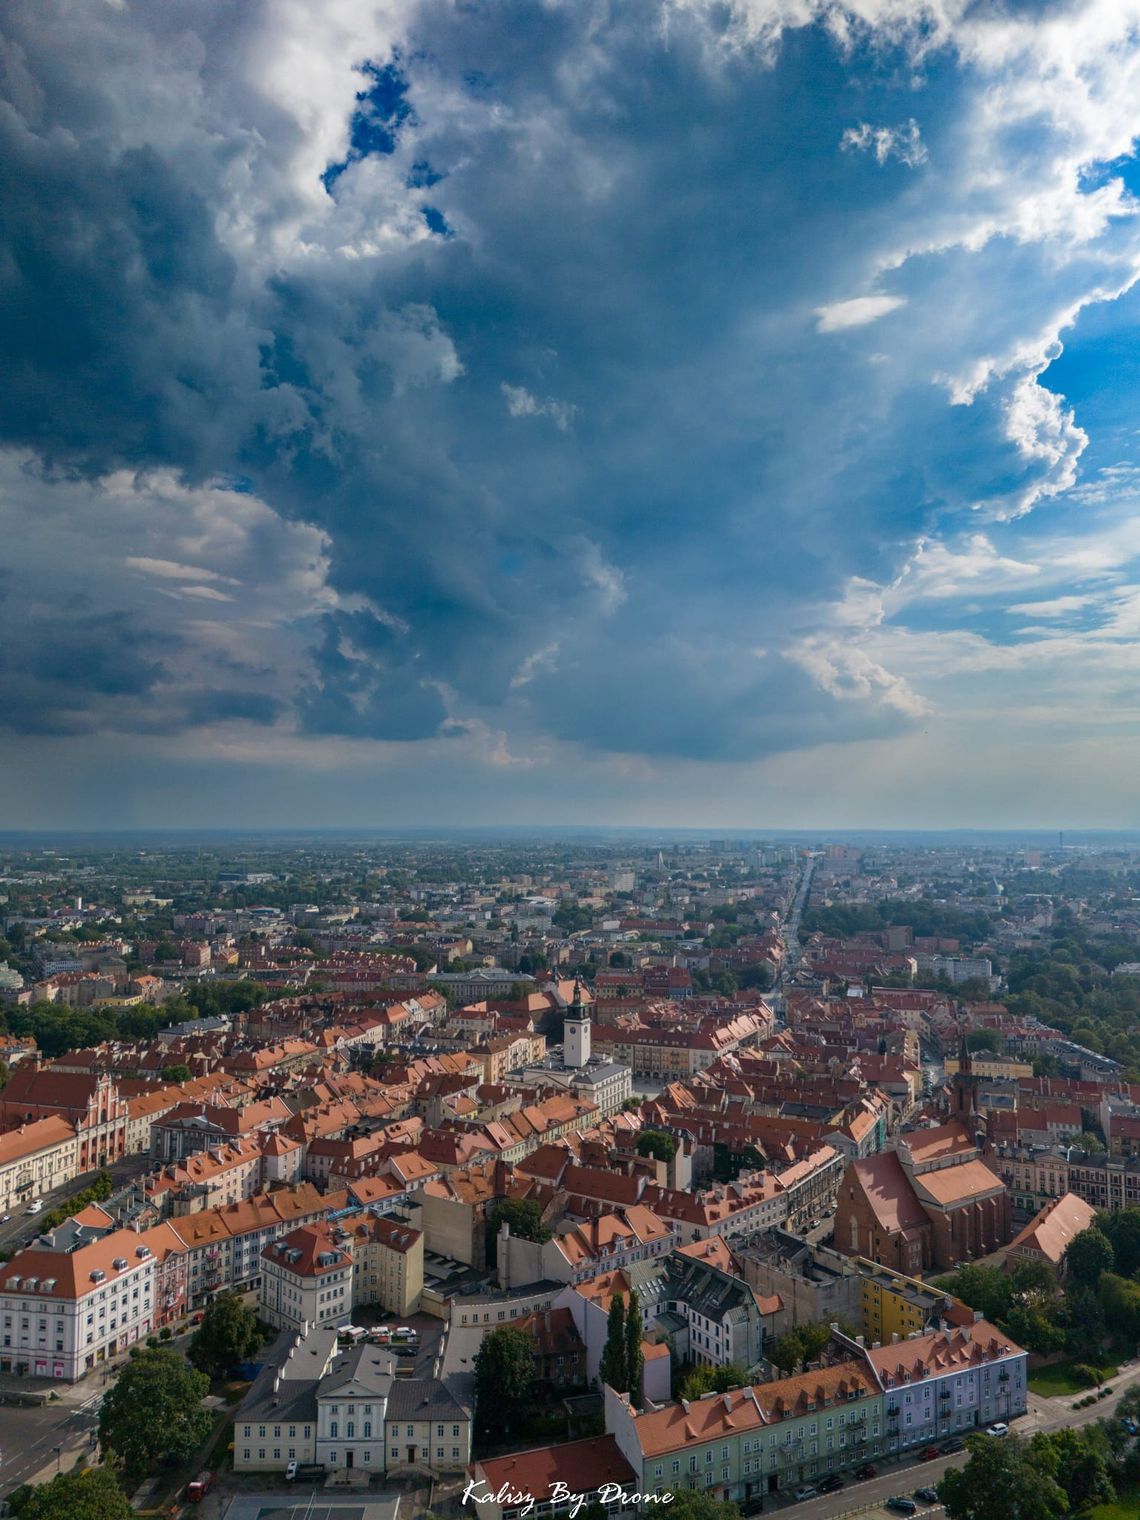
[920,1447,941,1461]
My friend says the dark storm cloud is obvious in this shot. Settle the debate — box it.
[0,0,1135,773]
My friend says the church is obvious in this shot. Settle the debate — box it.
[833,1035,1013,1275]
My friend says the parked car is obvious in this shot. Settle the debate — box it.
[939,1439,963,1455]
[854,1464,877,1480]
[0,1212,10,1222]
[986,1423,1009,1438]
[920,1446,941,1461]
[886,1500,918,1515]
[793,1487,818,1502]
[818,1476,845,1494]
[915,1489,939,1504]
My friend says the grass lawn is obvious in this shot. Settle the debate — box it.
[1086,1486,1140,1520]
[1027,1358,1119,1397]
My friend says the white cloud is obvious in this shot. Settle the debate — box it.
[841,119,928,168]
[815,294,907,331]
[501,382,578,431]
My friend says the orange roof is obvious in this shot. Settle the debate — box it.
[913,1158,1005,1206]
[1006,1192,1095,1265]
[472,1436,635,1504]
[629,1361,878,1457]
[2,1228,157,1300]
[0,1116,76,1164]
[867,1320,1022,1381]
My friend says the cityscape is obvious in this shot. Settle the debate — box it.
[8,4,1140,1520]
[2,832,1140,1520]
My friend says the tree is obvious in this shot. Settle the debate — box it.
[636,1130,677,1164]
[680,1361,750,1399]
[1098,1272,1140,1344]
[8,1467,131,1520]
[625,1288,644,1407]
[98,1347,212,1485]
[1008,1258,1055,1299]
[1003,1303,1064,1357]
[486,1197,551,1266]
[1029,1428,1115,1514]
[0,1058,9,1089]
[932,1264,1012,1323]
[601,1292,628,1391]
[966,1028,1001,1053]
[188,1292,262,1377]
[1097,1206,1140,1277]
[1064,1286,1106,1357]
[663,1492,741,1520]
[472,1325,534,1442]
[770,1323,830,1374]
[160,1063,191,1083]
[1064,1227,1115,1289]
[939,1434,1068,1520]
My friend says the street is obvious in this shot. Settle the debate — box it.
[0,1386,103,1495]
[769,1359,1140,1520]
[0,1155,150,1254]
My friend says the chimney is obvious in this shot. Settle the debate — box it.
[891,1332,899,1344]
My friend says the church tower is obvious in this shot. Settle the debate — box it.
[564,978,592,1069]
[952,1024,976,1124]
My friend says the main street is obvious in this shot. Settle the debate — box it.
[767,1360,1140,1520]
[0,1154,150,1254]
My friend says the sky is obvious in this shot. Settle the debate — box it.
[5,0,1140,829]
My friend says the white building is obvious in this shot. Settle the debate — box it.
[235,1329,471,1478]
[260,1223,353,1332]
[0,1224,157,1380]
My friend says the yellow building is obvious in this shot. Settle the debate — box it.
[853,1258,963,1344]
[944,1054,1033,1081]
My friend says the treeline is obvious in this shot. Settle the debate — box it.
[0,979,267,1058]
[933,1208,1140,1366]
[800,899,994,945]
[1004,919,1140,1076]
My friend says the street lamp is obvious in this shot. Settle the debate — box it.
[54,1445,62,1473]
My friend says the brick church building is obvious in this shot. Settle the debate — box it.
[834,1036,1012,1274]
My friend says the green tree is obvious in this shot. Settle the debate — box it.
[0,1058,9,1089]
[1096,1206,1140,1277]
[636,1130,677,1164]
[932,1264,1012,1323]
[1003,1303,1064,1357]
[488,1197,552,1244]
[625,1288,644,1407]
[663,1492,741,1520]
[939,1434,1068,1520]
[1029,1428,1115,1513]
[1098,1272,1140,1344]
[1064,1286,1106,1357]
[1065,1227,1115,1289]
[160,1063,191,1083]
[1008,1258,1055,1299]
[601,1292,628,1391]
[188,1291,262,1377]
[98,1347,212,1485]
[966,1028,1001,1053]
[472,1325,534,1442]
[8,1467,131,1520]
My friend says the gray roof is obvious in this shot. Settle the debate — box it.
[318,1345,397,1399]
[385,1377,469,1422]
[664,1251,758,1326]
[239,1328,339,1424]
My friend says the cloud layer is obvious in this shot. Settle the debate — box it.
[4,0,1140,822]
